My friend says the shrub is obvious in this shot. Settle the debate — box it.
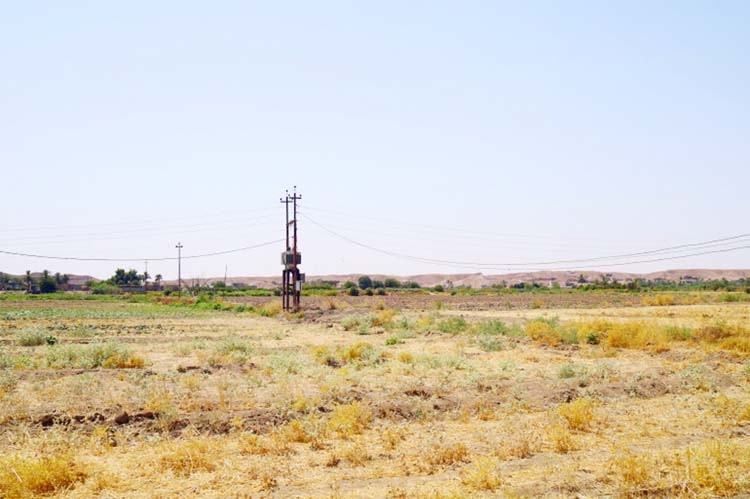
[327,402,373,437]
[46,343,144,369]
[461,457,502,491]
[558,398,595,431]
[437,316,468,334]
[473,320,513,336]
[429,442,470,466]
[0,453,88,497]
[258,302,282,317]
[91,282,122,295]
[525,317,562,346]
[16,329,47,347]
[159,438,217,477]
[348,286,360,296]
[477,335,503,352]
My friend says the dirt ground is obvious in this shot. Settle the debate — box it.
[1,294,750,497]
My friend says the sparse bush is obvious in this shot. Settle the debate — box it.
[473,320,517,336]
[385,334,405,346]
[0,453,88,497]
[558,398,595,431]
[461,457,502,491]
[327,402,373,437]
[547,423,574,453]
[525,317,562,346]
[258,301,282,317]
[477,335,503,352]
[16,328,47,346]
[437,316,468,334]
[429,442,470,466]
[159,438,217,477]
[46,342,144,369]
[558,363,583,379]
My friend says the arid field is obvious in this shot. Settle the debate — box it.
[1,291,750,498]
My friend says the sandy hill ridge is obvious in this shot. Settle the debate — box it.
[180,269,750,289]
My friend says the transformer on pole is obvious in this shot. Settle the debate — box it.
[280,187,303,311]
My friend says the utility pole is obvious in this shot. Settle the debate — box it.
[280,187,303,311]
[175,242,183,295]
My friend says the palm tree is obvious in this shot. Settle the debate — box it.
[25,270,32,293]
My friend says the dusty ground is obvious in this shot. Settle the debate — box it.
[1,293,749,497]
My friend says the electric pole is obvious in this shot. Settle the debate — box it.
[175,242,183,295]
[280,187,303,311]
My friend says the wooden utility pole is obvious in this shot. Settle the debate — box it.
[280,187,302,311]
[175,242,183,295]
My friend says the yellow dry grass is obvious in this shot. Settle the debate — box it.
[0,296,749,497]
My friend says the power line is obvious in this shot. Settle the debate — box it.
[302,214,750,271]
[0,206,279,234]
[300,204,671,245]
[0,239,284,263]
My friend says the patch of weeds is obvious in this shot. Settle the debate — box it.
[558,397,595,431]
[385,334,405,346]
[258,302,282,317]
[473,320,520,337]
[207,337,253,365]
[476,334,503,352]
[45,342,144,369]
[327,402,373,437]
[371,308,397,328]
[158,438,217,477]
[525,316,562,346]
[0,371,18,397]
[461,456,502,491]
[436,316,468,334]
[585,331,601,345]
[266,351,305,374]
[341,314,370,332]
[416,354,468,371]
[611,450,655,492]
[0,452,88,497]
[666,325,693,341]
[0,350,33,369]
[429,442,470,466]
[558,363,587,379]
[679,364,716,391]
[16,328,47,346]
[547,423,575,453]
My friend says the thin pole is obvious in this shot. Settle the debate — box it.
[175,242,183,295]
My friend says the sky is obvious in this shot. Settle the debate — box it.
[1,1,749,281]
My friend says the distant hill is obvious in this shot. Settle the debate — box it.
[4,269,748,291]
[163,269,750,289]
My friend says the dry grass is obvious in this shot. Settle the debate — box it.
[1,296,749,497]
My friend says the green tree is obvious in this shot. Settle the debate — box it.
[358,275,373,290]
[108,268,142,286]
[25,270,33,293]
[384,278,401,288]
[39,275,58,294]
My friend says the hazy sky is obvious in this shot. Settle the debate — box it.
[2,2,748,280]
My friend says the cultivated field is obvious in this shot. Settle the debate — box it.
[1,292,750,498]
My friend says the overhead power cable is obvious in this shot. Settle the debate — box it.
[302,214,750,271]
[0,239,284,263]
[0,206,279,234]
